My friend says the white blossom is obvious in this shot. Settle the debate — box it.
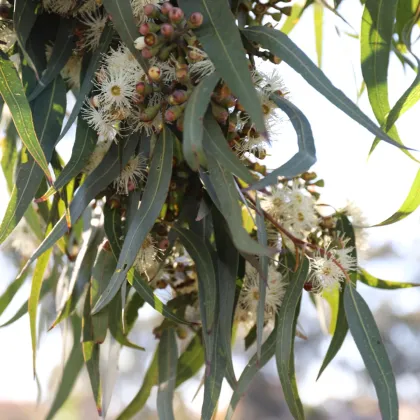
[97,66,136,112]
[78,9,108,51]
[309,242,356,293]
[238,264,287,320]
[188,47,216,82]
[134,234,159,273]
[82,101,118,140]
[113,154,147,195]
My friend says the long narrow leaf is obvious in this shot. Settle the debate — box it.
[157,328,178,420]
[359,268,420,289]
[179,0,266,133]
[184,73,219,170]
[92,129,173,314]
[276,260,309,420]
[0,77,66,244]
[243,26,411,150]
[0,54,52,182]
[344,285,398,419]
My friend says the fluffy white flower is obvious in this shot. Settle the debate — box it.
[134,234,159,273]
[343,201,368,252]
[78,9,108,51]
[113,154,147,195]
[188,47,216,82]
[82,101,118,140]
[131,0,160,22]
[105,45,144,82]
[309,243,356,293]
[97,67,136,111]
[238,264,287,319]
[261,186,289,220]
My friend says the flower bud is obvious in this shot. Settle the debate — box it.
[176,116,184,132]
[139,22,160,35]
[188,12,204,28]
[175,64,189,83]
[158,238,170,250]
[160,23,174,39]
[135,81,153,96]
[142,45,161,58]
[144,3,160,18]
[161,2,173,15]
[148,66,161,82]
[139,103,161,122]
[134,36,146,50]
[165,104,186,122]
[168,7,184,24]
[168,89,189,105]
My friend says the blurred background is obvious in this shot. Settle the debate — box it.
[1,1,420,419]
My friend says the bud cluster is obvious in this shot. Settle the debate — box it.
[236,0,292,26]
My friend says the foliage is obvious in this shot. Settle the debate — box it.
[0,0,419,419]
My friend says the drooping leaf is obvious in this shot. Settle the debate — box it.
[92,129,173,314]
[116,348,159,420]
[171,225,217,346]
[255,197,268,363]
[45,317,84,420]
[104,201,190,326]
[0,76,66,244]
[248,94,317,193]
[314,4,323,67]
[0,268,56,328]
[242,26,410,150]
[18,133,139,275]
[374,168,420,226]
[0,53,52,183]
[203,112,255,184]
[280,4,304,34]
[157,328,178,420]
[184,73,219,170]
[359,268,420,289]
[176,332,205,388]
[344,285,398,419]
[102,0,149,72]
[29,198,59,376]
[225,327,277,420]
[1,120,18,192]
[13,0,39,75]
[361,0,415,159]
[57,23,113,142]
[82,287,103,416]
[28,17,76,101]
[41,116,99,202]
[108,290,145,351]
[206,152,274,257]
[0,270,27,318]
[91,243,116,344]
[179,0,266,133]
[276,259,309,420]
[213,208,238,387]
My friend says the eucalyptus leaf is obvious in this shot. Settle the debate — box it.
[344,285,398,419]
[179,0,266,133]
[243,26,411,150]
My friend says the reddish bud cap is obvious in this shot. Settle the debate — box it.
[189,12,203,28]
[144,4,158,17]
[139,23,150,35]
[168,7,184,23]
[135,81,146,94]
[165,109,177,122]
[161,2,173,15]
[161,23,174,38]
[141,47,153,59]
